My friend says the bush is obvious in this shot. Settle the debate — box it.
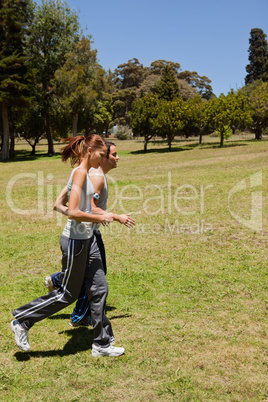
[114,125,133,140]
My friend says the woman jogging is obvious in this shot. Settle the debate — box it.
[11,135,125,357]
[46,142,135,327]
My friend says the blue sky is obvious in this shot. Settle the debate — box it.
[36,0,268,96]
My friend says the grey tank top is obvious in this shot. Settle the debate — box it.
[89,167,108,231]
[62,166,94,239]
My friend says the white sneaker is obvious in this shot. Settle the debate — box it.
[11,320,30,351]
[92,344,125,357]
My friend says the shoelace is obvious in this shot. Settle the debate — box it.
[19,329,28,345]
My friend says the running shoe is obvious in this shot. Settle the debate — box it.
[92,344,125,357]
[11,320,30,352]
[69,315,92,327]
[44,276,56,293]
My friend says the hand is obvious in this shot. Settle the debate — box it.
[118,213,135,228]
[102,212,114,225]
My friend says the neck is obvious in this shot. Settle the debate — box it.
[79,159,89,170]
[100,163,111,175]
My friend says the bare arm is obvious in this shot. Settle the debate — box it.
[54,186,68,216]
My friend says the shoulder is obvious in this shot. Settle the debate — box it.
[89,168,105,182]
[72,166,87,185]
[89,167,104,178]
[88,168,105,191]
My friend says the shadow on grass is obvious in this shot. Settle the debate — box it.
[109,313,132,320]
[14,327,94,360]
[130,146,194,155]
[14,307,131,360]
[1,149,62,163]
[130,141,249,155]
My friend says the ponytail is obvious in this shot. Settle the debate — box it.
[61,135,106,167]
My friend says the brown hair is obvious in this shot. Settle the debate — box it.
[105,141,116,158]
[61,135,106,166]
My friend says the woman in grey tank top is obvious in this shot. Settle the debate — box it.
[11,135,125,357]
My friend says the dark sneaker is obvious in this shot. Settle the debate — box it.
[69,315,92,327]
[44,276,57,293]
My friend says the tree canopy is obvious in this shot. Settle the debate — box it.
[54,37,99,136]
[245,28,268,85]
[26,0,80,154]
[2,6,268,159]
[0,0,32,160]
[240,80,268,140]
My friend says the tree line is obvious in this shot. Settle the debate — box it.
[131,27,268,151]
[0,1,268,160]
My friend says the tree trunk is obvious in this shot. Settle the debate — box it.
[44,109,55,155]
[30,136,41,156]
[255,129,262,140]
[199,133,203,144]
[72,113,78,136]
[1,102,10,160]
[144,138,148,152]
[9,111,15,159]
[168,135,172,151]
[220,132,224,147]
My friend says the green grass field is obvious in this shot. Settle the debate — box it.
[1,134,268,401]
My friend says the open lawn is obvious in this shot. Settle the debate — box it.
[1,134,268,401]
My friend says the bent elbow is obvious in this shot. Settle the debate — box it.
[68,212,75,220]
[68,209,78,220]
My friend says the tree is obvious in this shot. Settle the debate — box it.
[178,70,214,99]
[240,80,268,140]
[114,58,146,90]
[157,65,180,101]
[138,74,160,97]
[26,0,80,154]
[149,61,214,99]
[54,37,99,136]
[112,59,146,126]
[177,78,197,101]
[182,97,208,143]
[150,60,181,76]
[206,90,252,147]
[130,94,159,152]
[112,89,137,126]
[112,58,214,126]
[92,98,113,136]
[155,98,185,151]
[15,102,45,155]
[245,28,268,85]
[0,0,32,160]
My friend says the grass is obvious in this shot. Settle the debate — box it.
[1,134,268,401]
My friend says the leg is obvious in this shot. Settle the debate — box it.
[70,231,107,325]
[51,272,62,288]
[94,230,107,274]
[70,284,91,326]
[12,237,91,331]
[44,272,62,293]
[85,235,114,347]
